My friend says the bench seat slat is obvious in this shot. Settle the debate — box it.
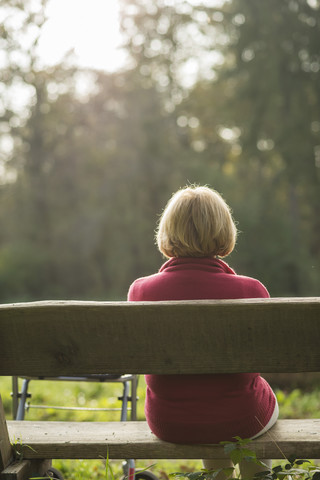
[7,420,320,460]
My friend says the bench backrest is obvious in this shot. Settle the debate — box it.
[0,298,319,377]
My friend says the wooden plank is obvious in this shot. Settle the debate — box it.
[7,419,320,460]
[0,298,320,376]
[1,459,51,480]
[0,459,31,480]
[0,396,12,471]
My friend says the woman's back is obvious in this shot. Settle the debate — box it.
[128,256,275,443]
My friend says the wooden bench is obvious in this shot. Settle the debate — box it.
[1,298,320,479]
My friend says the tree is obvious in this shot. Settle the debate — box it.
[119,0,320,295]
[0,0,318,301]
[0,0,189,300]
[210,0,320,294]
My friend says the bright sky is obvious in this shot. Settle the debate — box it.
[37,0,126,72]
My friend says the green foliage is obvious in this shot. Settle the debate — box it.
[0,0,319,299]
[276,388,320,419]
[221,437,259,467]
[171,438,320,480]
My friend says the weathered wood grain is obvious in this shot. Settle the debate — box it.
[0,395,12,471]
[0,298,319,376]
[1,459,51,480]
[1,298,320,472]
[7,419,320,460]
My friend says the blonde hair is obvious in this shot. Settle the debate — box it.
[156,186,237,258]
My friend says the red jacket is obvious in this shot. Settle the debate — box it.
[128,257,276,444]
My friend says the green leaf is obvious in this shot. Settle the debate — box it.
[210,469,224,479]
[288,455,296,464]
[253,471,272,479]
[240,448,257,459]
[242,456,257,464]
[232,436,252,445]
[223,443,238,454]
[229,448,243,465]
[272,465,283,473]
[221,467,235,478]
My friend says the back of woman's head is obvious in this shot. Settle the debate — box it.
[156,186,237,258]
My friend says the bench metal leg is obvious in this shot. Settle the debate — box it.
[120,381,129,422]
[15,379,30,421]
[131,375,138,421]
[11,377,19,420]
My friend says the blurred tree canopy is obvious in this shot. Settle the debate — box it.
[0,0,319,302]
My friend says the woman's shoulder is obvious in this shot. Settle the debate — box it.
[230,273,270,298]
[127,271,163,301]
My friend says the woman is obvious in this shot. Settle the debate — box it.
[128,186,278,478]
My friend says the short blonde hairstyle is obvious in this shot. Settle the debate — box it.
[156,186,237,258]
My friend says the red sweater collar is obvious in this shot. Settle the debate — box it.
[159,257,236,275]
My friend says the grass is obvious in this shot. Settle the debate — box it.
[1,375,320,479]
[0,375,202,479]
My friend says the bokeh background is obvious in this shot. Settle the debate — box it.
[0,0,319,302]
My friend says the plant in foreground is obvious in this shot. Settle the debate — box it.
[170,437,320,480]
